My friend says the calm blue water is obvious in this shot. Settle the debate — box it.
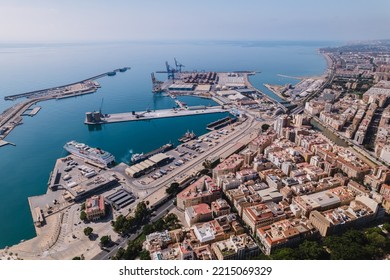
[0,41,332,248]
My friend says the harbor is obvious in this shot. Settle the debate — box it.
[84,106,228,125]
[0,41,330,252]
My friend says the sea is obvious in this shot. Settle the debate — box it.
[0,40,335,248]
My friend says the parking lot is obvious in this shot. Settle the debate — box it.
[135,128,234,185]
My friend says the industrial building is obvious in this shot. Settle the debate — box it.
[105,189,135,210]
[125,153,172,178]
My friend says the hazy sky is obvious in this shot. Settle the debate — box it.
[0,0,389,42]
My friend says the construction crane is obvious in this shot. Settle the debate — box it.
[174,58,185,73]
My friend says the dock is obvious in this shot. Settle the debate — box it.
[29,106,41,116]
[0,140,16,147]
[85,106,228,125]
[22,106,42,117]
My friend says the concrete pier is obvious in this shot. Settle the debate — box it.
[4,68,129,101]
[85,107,228,125]
[28,106,41,116]
[0,140,16,147]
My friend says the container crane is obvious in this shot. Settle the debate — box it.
[174,58,185,73]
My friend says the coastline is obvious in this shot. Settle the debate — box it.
[262,50,332,104]
[0,41,331,251]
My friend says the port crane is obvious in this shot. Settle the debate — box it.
[99,98,104,114]
[174,58,185,73]
[151,73,163,93]
[156,61,177,81]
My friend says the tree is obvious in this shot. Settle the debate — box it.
[83,227,93,236]
[122,240,142,260]
[113,247,126,260]
[166,182,180,195]
[112,215,127,233]
[139,250,151,260]
[365,230,387,258]
[261,123,270,132]
[142,224,154,235]
[164,213,181,230]
[296,240,329,260]
[382,223,390,233]
[271,248,296,260]
[134,202,149,223]
[80,211,87,221]
[100,235,111,247]
[80,203,86,211]
[324,230,370,260]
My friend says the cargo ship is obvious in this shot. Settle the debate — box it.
[179,130,197,143]
[64,141,115,167]
[131,143,174,164]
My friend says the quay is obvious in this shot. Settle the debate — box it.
[85,106,228,125]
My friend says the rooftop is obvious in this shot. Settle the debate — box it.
[85,195,105,214]
[178,175,220,200]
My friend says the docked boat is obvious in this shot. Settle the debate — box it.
[131,143,173,164]
[179,130,197,143]
[107,71,116,76]
[131,153,144,164]
[64,141,115,167]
